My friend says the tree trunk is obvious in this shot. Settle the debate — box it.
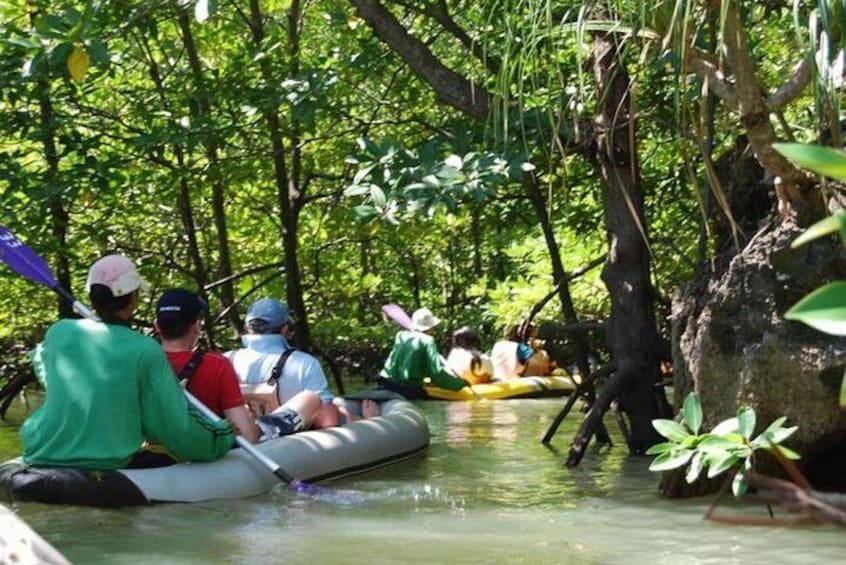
[583,31,667,456]
[246,0,312,350]
[175,5,239,334]
[35,76,72,319]
[523,174,594,380]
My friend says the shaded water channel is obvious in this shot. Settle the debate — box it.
[1,398,844,564]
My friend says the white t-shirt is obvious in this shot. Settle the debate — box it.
[225,334,333,404]
[445,348,493,383]
[490,340,525,380]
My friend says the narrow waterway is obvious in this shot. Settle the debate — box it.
[1,398,844,564]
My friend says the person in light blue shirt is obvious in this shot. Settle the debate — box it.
[225,298,343,429]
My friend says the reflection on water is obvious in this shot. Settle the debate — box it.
[2,399,845,564]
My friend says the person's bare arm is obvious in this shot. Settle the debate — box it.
[223,405,260,444]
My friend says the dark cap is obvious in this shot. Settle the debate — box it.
[156,288,207,326]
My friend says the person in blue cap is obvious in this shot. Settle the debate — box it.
[226,298,352,429]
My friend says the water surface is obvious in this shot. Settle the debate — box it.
[2,398,844,564]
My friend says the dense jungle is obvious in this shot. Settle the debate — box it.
[1,0,846,518]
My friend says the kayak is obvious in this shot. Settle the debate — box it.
[425,375,576,400]
[0,399,428,507]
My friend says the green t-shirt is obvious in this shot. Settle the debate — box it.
[21,319,234,470]
[380,330,466,391]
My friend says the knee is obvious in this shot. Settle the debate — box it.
[312,402,341,429]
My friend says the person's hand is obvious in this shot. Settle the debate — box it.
[247,398,274,417]
[461,378,474,388]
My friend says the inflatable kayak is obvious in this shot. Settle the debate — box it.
[425,375,575,400]
[0,399,428,507]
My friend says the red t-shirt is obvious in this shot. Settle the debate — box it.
[165,350,245,417]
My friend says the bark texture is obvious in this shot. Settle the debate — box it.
[586,32,667,454]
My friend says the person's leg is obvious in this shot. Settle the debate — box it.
[312,401,341,429]
[256,391,320,439]
[332,398,381,423]
[278,390,321,429]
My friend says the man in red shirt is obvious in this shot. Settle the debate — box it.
[154,288,260,443]
[155,288,327,443]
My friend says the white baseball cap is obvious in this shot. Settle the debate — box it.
[86,254,149,297]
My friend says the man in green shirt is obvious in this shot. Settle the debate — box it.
[378,307,470,399]
[20,254,234,470]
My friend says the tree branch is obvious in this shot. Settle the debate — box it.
[766,55,814,110]
[348,0,493,120]
[687,52,739,109]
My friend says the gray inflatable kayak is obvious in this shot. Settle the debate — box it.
[0,399,429,506]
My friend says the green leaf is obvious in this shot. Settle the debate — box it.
[352,162,378,185]
[682,392,703,434]
[785,281,846,336]
[773,143,846,181]
[685,451,704,484]
[790,214,846,248]
[7,36,41,49]
[649,449,694,472]
[343,184,370,197]
[48,42,72,68]
[645,441,673,455]
[732,472,748,497]
[352,204,377,221]
[757,425,798,447]
[444,154,463,169]
[697,434,744,451]
[86,40,108,65]
[652,419,690,442]
[706,452,741,478]
[711,417,739,435]
[737,407,756,439]
[370,185,387,208]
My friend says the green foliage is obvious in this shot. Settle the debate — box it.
[648,393,799,497]
[344,137,519,222]
[775,143,846,407]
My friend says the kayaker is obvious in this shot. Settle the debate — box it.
[225,298,349,429]
[445,326,493,385]
[155,288,329,442]
[378,307,470,399]
[20,255,234,470]
[491,320,552,379]
[490,321,537,380]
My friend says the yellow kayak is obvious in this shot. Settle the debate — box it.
[425,375,575,401]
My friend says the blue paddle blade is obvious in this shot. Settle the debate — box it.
[0,225,59,290]
[289,480,367,505]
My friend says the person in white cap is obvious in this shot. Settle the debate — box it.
[378,307,469,399]
[19,255,234,470]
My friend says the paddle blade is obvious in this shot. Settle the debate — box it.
[0,225,59,290]
[382,303,413,330]
[289,479,367,505]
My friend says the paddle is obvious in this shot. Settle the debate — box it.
[0,225,323,494]
[381,303,482,400]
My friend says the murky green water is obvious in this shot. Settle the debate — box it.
[2,398,844,564]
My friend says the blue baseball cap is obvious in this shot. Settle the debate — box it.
[246,298,293,333]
